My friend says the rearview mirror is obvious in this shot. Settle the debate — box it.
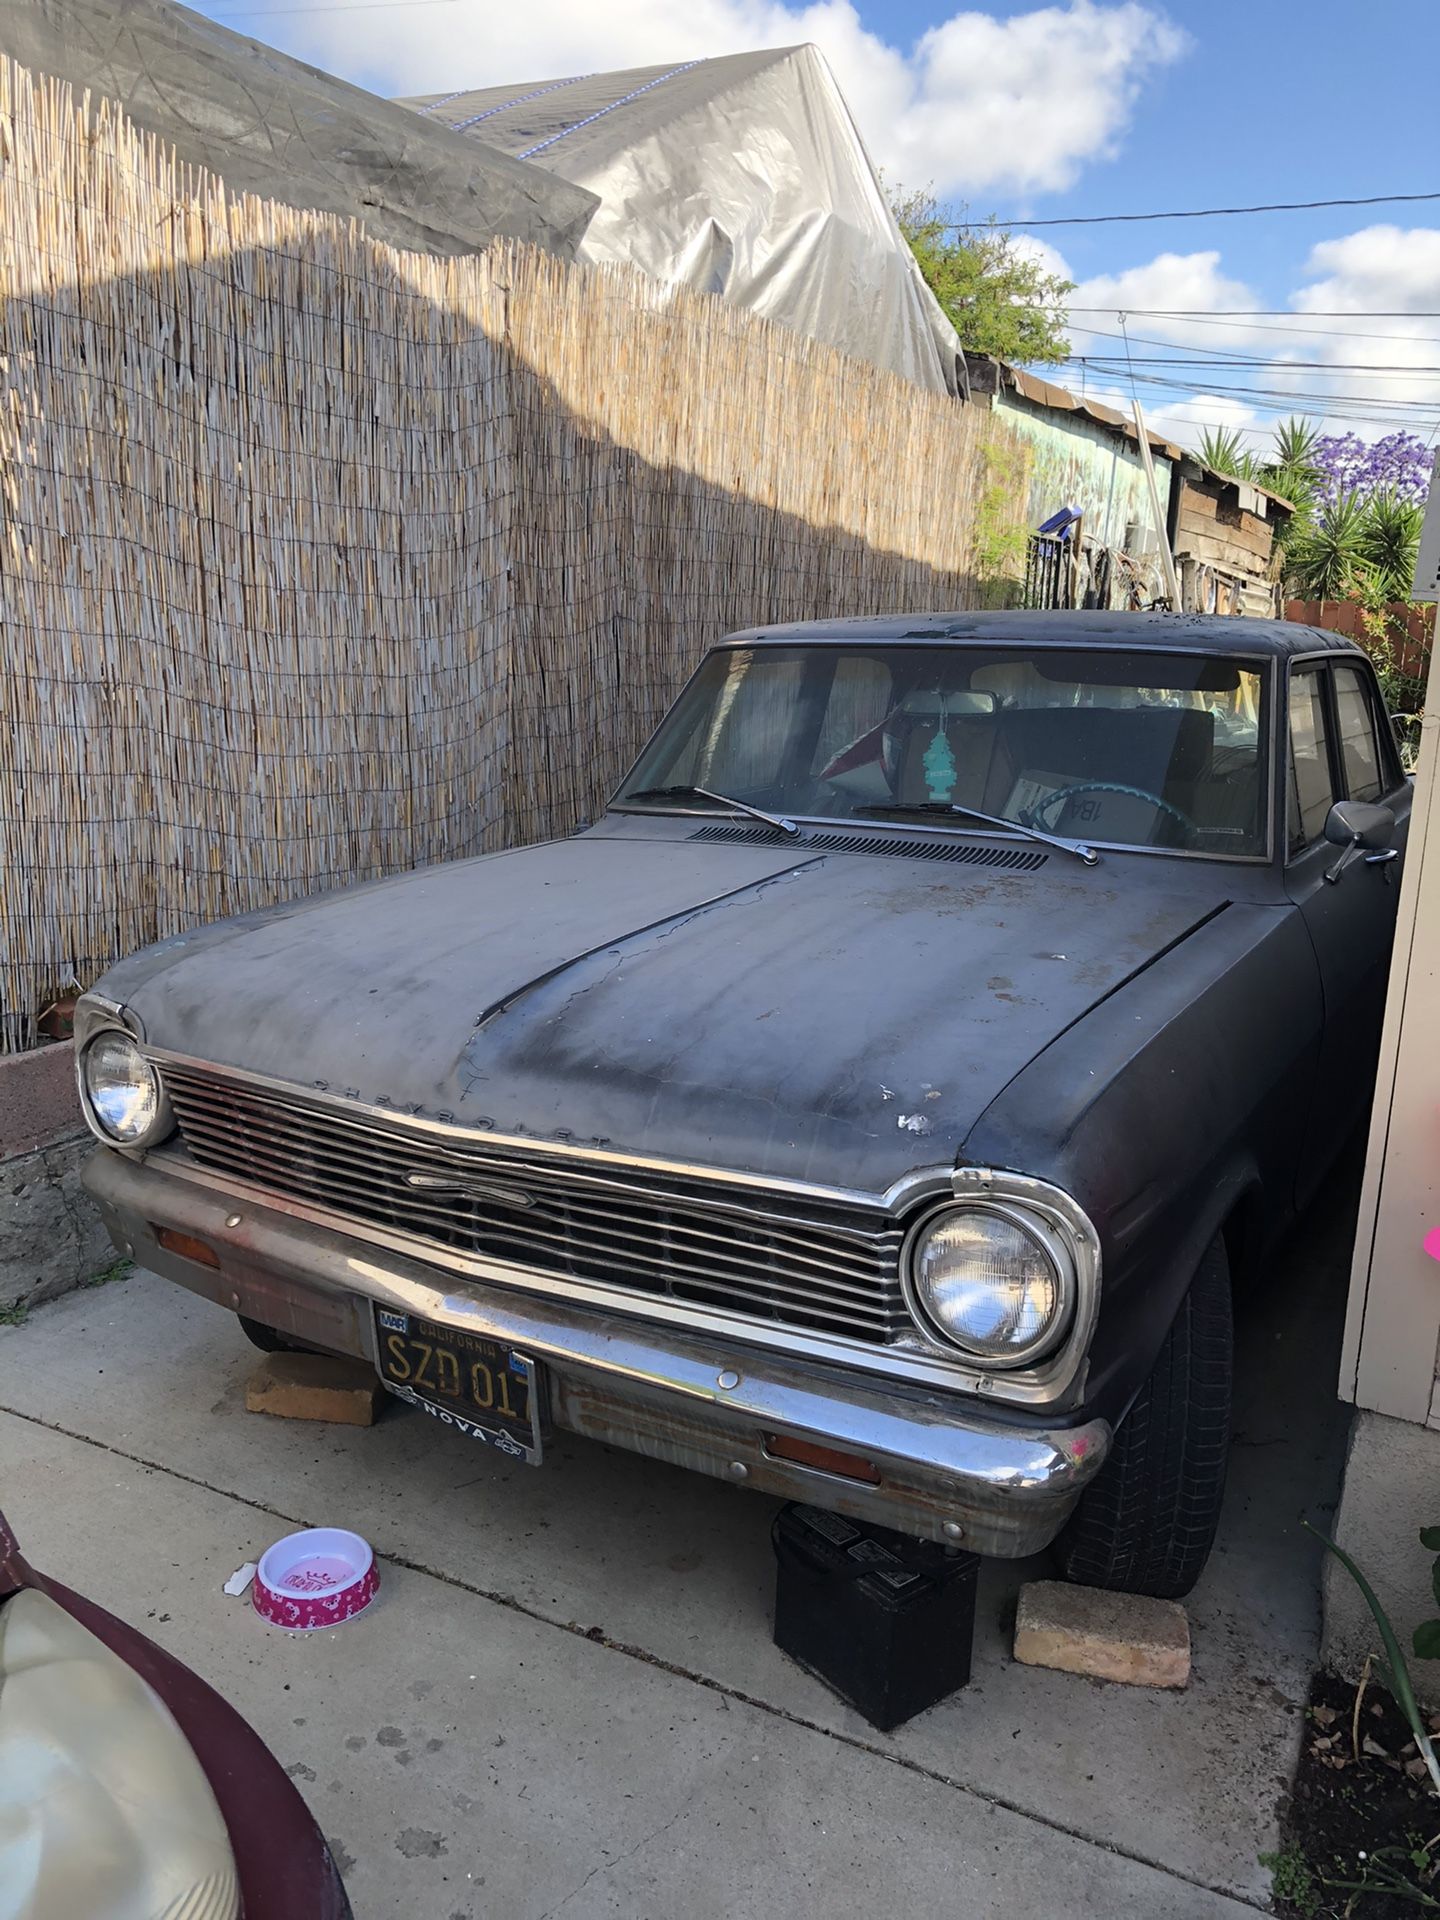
[1324,800,1394,851]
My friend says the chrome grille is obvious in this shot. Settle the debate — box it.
[162,1062,908,1345]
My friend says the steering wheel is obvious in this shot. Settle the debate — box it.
[1030,781,1198,840]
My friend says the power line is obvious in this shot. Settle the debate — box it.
[1055,326,1440,416]
[1085,364,1440,414]
[970,191,1440,230]
[1059,307,1440,319]
[1067,353,1440,376]
[1053,351,1440,411]
[1068,313,1440,347]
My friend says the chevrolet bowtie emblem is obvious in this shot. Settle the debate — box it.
[403,1171,535,1209]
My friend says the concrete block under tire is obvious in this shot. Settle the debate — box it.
[245,1352,383,1426]
[1013,1580,1191,1689]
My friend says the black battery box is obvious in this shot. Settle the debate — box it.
[771,1502,979,1731]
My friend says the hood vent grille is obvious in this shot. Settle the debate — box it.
[687,822,1047,870]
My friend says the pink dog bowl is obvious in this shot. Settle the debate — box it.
[253,1528,378,1631]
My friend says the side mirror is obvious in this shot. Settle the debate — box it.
[1324,800,1396,884]
[1324,800,1394,850]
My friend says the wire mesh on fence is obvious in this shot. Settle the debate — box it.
[0,55,1029,1053]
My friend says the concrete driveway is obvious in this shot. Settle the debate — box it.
[0,1174,1356,1918]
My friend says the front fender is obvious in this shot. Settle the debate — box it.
[959,899,1323,1423]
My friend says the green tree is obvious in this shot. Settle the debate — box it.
[891,188,1072,365]
[1194,415,1323,558]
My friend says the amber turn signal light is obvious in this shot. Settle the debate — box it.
[763,1433,881,1484]
[152,1226,221,1269]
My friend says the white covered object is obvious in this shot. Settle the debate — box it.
[0,1589,239,1920]
[404,46,966,396]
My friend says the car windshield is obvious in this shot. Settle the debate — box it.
[616,643,1269,857]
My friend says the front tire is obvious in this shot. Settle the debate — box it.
[1054,1234,1232,1600]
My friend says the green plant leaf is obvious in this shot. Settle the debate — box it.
[1304,1520,1440,1790]
[1417,1528,1440,1552]
[1415,1620,1440,1660]
[888,187,1073,364]
[1286,492,1373,600]
[1196,426,1260,481]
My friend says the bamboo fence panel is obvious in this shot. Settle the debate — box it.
[0,54,1030,1053]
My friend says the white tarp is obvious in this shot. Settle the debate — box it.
[1,0,598,260]
[404,46,966,396]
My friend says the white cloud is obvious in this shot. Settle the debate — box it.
[1249,226,1440,440]
[1051,251,1267,453]
[1066,248,1258,340]
[1296,224,1440,318]
[894,2,1189,194]
[1053,235,1440,454]
[1010,234,1074,281]
[284,0,1187,199]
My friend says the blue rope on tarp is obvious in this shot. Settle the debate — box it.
[517,61,704,159]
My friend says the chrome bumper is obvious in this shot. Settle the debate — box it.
[84,1148,1110,1557]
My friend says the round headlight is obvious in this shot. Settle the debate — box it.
[907,1206,1070,1366]
[82,1032,165,1144]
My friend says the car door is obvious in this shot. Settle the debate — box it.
[1286,653,1411,1200]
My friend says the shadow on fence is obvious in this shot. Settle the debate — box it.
[1,57,1021,1052]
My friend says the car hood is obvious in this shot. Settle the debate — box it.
[102,833,1230,1192]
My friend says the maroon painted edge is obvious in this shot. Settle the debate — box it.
[0,1511,351,1920]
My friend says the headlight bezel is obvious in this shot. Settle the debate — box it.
[76,1013,174,1151]
[898,1170,1101,1402]
[903,1199,1076,1370]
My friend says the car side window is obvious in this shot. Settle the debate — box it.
[1288,668,1335,854]
[1333,663,1386,802]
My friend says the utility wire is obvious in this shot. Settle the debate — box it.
[967,191,1440,230]
[1055,307,1440,319]
[1066,320,1440,356]
[1067,313,1440,346]
[1067,354,1440,375]
[1089,365,1440,412]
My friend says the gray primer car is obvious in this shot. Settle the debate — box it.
[77,612,1410,1597]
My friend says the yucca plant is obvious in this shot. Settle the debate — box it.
[1268,416,1322,477]
[1286,491,1373,600]
[1362,488,1425,601]
[1196,425,1260,481]
[1259,417,1324,547]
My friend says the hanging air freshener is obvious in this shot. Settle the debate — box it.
[922,697,957,802]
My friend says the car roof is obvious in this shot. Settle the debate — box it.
[720,609,1364,660]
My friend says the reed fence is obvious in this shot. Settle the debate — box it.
[0,54,1029,1052]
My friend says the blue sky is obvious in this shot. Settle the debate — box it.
[201,0,1440,453]
[857,0,1433,296]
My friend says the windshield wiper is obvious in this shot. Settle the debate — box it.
[621,784,802,839]
[854,800,1099,865]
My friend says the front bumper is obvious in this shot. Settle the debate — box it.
[84,1147,1110,1556]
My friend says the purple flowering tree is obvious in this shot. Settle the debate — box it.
[1313,431,1432,505]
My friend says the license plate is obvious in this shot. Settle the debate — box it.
[373,1309,544,1464]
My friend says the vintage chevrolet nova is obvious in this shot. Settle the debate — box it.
[77,612,1410,1597]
